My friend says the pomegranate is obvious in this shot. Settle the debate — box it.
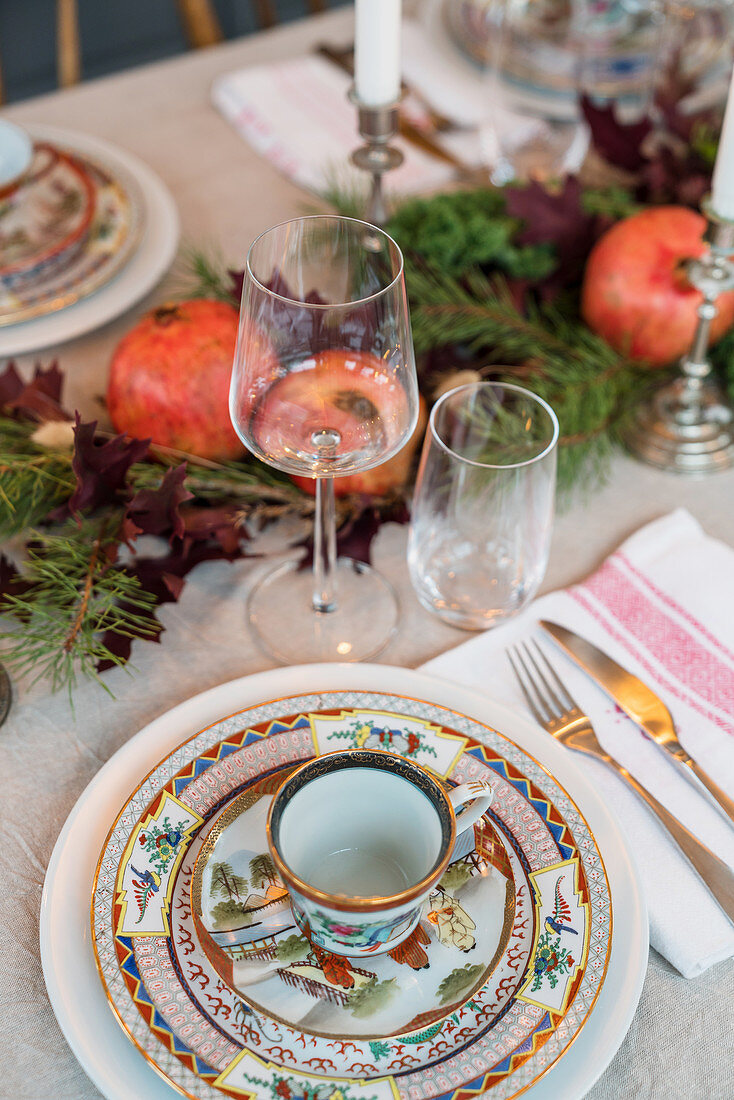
[107,299,253,461]
[581,206,734,367]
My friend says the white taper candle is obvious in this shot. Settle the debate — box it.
[354,0,402,107]
[711,71,734,221]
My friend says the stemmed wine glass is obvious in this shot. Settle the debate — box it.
[230,215,419,664]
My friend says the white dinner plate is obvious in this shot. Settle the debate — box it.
[0,125,179,358]
[40,663,648,1100]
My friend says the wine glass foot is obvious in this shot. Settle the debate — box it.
[247,558,399,665]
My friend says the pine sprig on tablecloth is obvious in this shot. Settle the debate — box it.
[1,516,159,695]
[0,417,76,536]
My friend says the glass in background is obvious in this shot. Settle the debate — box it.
[408,382,558,630]
[474,0,664,184]
[660,0,734,115]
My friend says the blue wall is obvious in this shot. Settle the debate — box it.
[0,1,350,103]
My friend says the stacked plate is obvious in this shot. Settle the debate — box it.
[41,663,648,1100]
[0,123,179,357]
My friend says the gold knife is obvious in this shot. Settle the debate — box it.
[540,619,734,827]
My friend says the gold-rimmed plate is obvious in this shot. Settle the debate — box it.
[0,142,144,326]
[90,688,613,1100]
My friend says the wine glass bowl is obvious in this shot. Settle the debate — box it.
[230,215,419,664]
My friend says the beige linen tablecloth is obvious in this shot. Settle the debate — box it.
[2,8,734,1098]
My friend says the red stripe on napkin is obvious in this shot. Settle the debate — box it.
[569,560,734,736]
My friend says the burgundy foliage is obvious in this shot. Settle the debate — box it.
[68,415,150,516]
[126,464,193,542]
[0,360,69,421]
[506,177,597,291]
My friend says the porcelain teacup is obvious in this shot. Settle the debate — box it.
[266,749,494,957]
[0,121,33,197]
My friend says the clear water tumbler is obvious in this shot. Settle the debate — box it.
[408,382,559,630]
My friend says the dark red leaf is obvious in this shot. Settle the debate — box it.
[653,51,715,144]
[119,515,144,547]
[0,362,25,408]
[636,146,711,209]
[180,504,246,555]
[68,416,150,515]
[0,554,31,604]
[581,96,652,172]
[161,572,186,600]
[298,499,409,573]
[3,361,70,421]
[228,268,245,304]
[126,464,193,542]
[338,506,391,565]
[505,178,595,286]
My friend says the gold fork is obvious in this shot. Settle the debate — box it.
[508,640,734,925]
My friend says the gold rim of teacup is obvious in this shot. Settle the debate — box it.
[265,749,457,914]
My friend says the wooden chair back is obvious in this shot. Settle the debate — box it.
[1,0,333,104]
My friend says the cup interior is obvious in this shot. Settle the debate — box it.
[0,121,33,189]
[270,754,451,901]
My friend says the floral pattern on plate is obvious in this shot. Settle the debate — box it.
[0,144,143,325]
[91,692,611,1100]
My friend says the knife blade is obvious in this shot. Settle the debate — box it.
[540,619,734,827]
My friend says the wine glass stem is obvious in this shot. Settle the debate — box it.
[313,477,337,614]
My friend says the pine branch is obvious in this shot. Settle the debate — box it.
[173,243,236,303]
[406,266,648,492]
[0,416,76,536]
[127,447,305,506]
[0,517,159,697]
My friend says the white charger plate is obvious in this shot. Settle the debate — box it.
[0,125,179,358]
[40,663,648,1100]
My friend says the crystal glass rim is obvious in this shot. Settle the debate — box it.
[244,214,405,309]
[428,381,560,470]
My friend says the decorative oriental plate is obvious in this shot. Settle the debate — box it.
[0,144,95,282]
[92,691,612,1100]
[0,143,143,325]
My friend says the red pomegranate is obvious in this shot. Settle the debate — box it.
[107,299,251,461]
[581,206,734,367]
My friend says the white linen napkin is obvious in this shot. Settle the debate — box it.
[211,52,460,198]
[211,16,590,198]
[421,509,734,978]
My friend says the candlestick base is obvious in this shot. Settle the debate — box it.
[624,200,734,475]
[624,377,734,474]
[349,90,403,227]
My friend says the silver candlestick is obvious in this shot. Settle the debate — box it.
[624,202,734,474]
[350,90,403,227]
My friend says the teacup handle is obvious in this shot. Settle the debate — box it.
[449,780,494,835]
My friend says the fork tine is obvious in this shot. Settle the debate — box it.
[530,641,581,711]
[520,641,568,716]
[508,645,551,726]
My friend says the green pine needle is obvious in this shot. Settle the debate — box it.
[0,418,76,537]
[0,517,159,698]
[174,242,238,303]
[405,265,649,493]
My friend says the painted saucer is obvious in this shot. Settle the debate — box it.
[92,692,611,1100]
[0,144,143,325]
[0,144,95,283]
[191,771,517,1040]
